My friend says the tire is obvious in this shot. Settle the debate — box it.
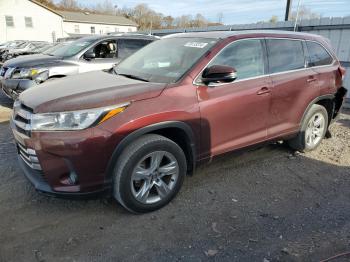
[112,134,187,213]
[288,104,328,152]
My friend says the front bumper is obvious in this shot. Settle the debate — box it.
[11,117,120,198]
[18,155,110,199]
[1,78,37,100]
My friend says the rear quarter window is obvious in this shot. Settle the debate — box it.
[266,39,305,74]
[306,41,334,67]
[118,39,151,59]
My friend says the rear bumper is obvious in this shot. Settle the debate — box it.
[1,78,37,100]
[334,87,348,118]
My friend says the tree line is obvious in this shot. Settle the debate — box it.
[35,0,223,30]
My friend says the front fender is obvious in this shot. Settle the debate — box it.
[105,121,196,182]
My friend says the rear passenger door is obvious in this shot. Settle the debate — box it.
[305,41,337,96]
[266,38,320,138]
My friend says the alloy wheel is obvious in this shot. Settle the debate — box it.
[305,112,325,147]
[130,151,179,204]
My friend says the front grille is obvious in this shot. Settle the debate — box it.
[16,141,42,171]
[13,101,33,137]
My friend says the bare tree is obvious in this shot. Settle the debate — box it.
[269,15,279,23]
[163,16,175,28]
[193,13,207,27]
[57,0,80,10]
[38,0,212,30]
[94,0,115,15]
[35,0,56,9]
[290,6,321,20]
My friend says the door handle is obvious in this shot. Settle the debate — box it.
[307,77,317,83]
[257,87,271,95]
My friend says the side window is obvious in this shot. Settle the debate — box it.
[74,25,80,34]
[208,39,265,80]
[89,40,117,59]
[118,39,150,59]
[306,41,333,67]
[267,39,305,74]
[5,16,14,27]
[24,17,33,28]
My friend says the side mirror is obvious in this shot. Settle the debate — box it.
[201,65,237,85]
[84,50,96,60]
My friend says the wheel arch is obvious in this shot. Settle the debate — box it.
[300,94,335,127]
[105,121,197,183]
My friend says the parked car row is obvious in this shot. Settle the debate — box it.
[0,41,54,63]
[0,34,158,99]
[4,30,348,213]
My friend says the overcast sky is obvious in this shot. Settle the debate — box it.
[66,0,350,24]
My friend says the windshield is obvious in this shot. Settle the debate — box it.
[42,43,68,54]
[114,37,218,83]
[15,42,28,48]
[46,38,95,57]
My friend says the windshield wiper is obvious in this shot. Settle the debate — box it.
[118,73,149,82]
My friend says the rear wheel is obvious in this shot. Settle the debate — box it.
[112,134,187,213]
[288,104,328,152]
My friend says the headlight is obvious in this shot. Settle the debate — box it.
[30,103,130,131]
[11,68,48,82]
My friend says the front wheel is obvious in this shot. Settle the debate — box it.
[112,134,187,213]
[288,104,328,152]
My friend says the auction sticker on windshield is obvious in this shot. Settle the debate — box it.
[184,42,208,48]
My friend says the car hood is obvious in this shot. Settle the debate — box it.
[3,54,62,68]
[19,70,167,113]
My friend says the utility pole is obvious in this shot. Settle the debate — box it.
[294,0,302,31]
[285,0,292,21]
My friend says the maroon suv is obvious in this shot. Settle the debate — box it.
[11,31,347,213]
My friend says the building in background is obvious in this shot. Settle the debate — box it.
[0,0,138,43]
[57,11,138,38]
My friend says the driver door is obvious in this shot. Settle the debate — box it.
[79,39,119,73]
[196,39,272,158]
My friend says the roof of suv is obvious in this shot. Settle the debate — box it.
[164,30,324,41]
[79,34,159,42]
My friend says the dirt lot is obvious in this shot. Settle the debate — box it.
[0,92,349,262]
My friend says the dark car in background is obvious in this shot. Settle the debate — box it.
[1,34,158,99]
[11,31,347,213]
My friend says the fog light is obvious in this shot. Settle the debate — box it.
[69,172,78,185]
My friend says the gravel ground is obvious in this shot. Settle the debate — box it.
[0,92,350,262]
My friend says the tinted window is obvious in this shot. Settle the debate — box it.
[209,39,265,80]
[267,39,305,74]
[306,41,333,67]
[118,39,150,59]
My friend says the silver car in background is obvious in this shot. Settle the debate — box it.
[1,34,157,99]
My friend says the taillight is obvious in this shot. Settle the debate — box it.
[339,66,346,80]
